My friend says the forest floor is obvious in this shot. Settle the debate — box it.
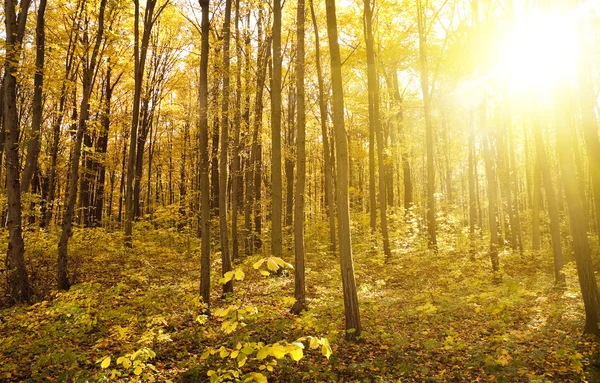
[1,220,599,382]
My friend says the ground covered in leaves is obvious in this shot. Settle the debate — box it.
[1,216,599,382]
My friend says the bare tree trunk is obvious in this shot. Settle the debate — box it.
[58,0,107,290]
[3,0,32,303]
[416,0,436,249]
[555,89,600,334]
[219,0,234,295]
[480,102,500,273]
[364,0,391,258]
[532,110,564,284]
[125,0,168,246]
[325,0,362,340]
[292,0,306,314]
[468,111,476,235]
[309,0,336,254]
[199,0,211,308]
[532,160,541,250]
[231,0,242,261]
[21,0,47,194]
[271,0,283,260]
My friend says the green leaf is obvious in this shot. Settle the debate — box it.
[241,344,254,355]
[238,353,247,367]
[100,356,111,369]
[253,372,268,383]
[256,346,269,360]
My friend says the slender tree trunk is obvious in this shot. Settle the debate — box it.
[468,111,476,235]
[555,89,600,334]
[231,0,242,261]
[219,0,234,295]
[21,0,47,194]
[416,0,436,249]
[576,22,600,244]
[3,0,32,303]
[292,0,306,314]
[532,160,541,250]
[199,0,211,308]
[58,0,107,290]
[309,0,336,254]
[532,109,564,284]
[125,0,167,246]
[271,0,283,260]
[480,102,500,272]
[325,0,362,340]
[364,0,391,258]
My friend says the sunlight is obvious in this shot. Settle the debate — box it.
[500,12,579,93]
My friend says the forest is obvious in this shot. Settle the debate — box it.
[1,0,600,381]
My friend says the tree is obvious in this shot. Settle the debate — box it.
[20,0,47,194]
[325,0,362,340]
[363,0,391,258]
[271,0,283,260]
[198,0,211,308]
[57,0,108,290]
[309,0,336,254]
[416,0,437,249]
[125,0,169,247]
[554,88,600,334]
[292,0,307,314]
[3,0,32,303]
[220,0,234,296]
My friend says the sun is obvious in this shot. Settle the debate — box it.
[500,11,580,93]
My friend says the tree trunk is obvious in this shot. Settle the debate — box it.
[309,0,336,254]
[3,0,33,303]
[58,0,107,290]
[199,0,211,308]
[532,109,564,284]
[416,0,436,250]
[532,160,541,251]
[219,0,234,295]
[555,89,600,334]
[364,0,391,258]
[325,0,362,340]
[231,0,242,261]
[21,0,47,194]
[271,0,283,260]
[480,102,500,273]
[291,0,306,314]
[125,0,166,246]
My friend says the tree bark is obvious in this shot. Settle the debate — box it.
[292,0,306,314]
[309,0,336,254]
[198,0,211,308]
[271,0,283,260]
[555,89,600,334]
[21,0,47,194]
[416,0,436,250]
[3,0,33,303]
[325,0,362,340]
[532,109,564,284]
[57,0,107,290]
[364,0,391,258]
[220,0,234,295]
